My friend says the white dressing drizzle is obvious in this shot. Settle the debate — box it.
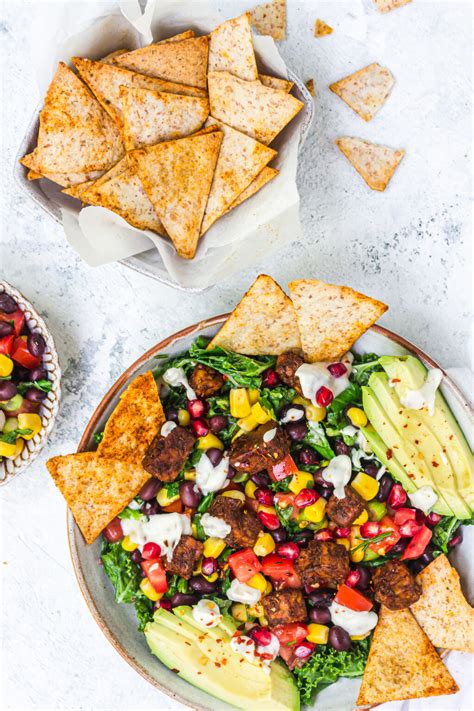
[296,353,353,406]
[230,635,256,663]
[409,485,438,513]
[329,601,378,636]
[226,579,261,604]
[263,427,277,442]
[192,599,222,628]
[162,366,196,400]
[322,454,352,499]
[195,452,230,495]
[399,368,443,416]
[121,512,191,558]
[280,408,304,424]
[160,420,177,437]
[200,513,231,539]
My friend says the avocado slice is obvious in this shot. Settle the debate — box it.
[145,608,300,711]
[362,385,453,516]
[368,371,471,518]
[362,422,418,495]
[379,356,474,512]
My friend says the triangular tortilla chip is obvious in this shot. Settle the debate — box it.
[208,71,303,145]
[47,452,150,544]
[129,130,223,259]
[225,166,278,213]
[72,58,206,128]
[112,36,209,89]
[357,606,458,705]
[305,79,315,96]
[201,118,276,234]
[63,180,95,200]
[209,13,258,81]
[259,74,293,92]
[101,49,128,63]
[209,275,301,355]
[98,371,165,463]
[23,63,124,174]
[314,19,333,37]
[288,279,387,362]
[27,170,42,180]
[251,0,286,40]
[373,0,412,12]
[121,87,209,151]
[336,137,405,191]
[330,63,394,121]
[21,151,106,187]
[410,554,474,653]
[102,32,196,65]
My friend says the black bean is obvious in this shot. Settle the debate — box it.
[328,626,351,652]
[189,576,217,595]
[139,478,161,501]
[170,593,199,607]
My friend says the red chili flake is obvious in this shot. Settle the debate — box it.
[432,461,439,467]
[386,449,393,460]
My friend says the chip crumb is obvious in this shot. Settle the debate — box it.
[314,19,333,37]
[305,79,315,96]
[251,0,286,41]
[372,0,412,12]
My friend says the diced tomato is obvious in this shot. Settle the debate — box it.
[103,517,124,542]
[273,570,302,590]
[334,584,373,612]
[393,508,417,526]
[228,548,262,583]
[369,515,400,555]
[0,335,15,355]
[401,525,433,560]
[141,558,168,593]
[272,622,309,646]
[161,499,183,513]
[262,553,296,582]
[399,519,423,537]
[270,454,299,482]
[11,337,40,369]
[0,308,25,337]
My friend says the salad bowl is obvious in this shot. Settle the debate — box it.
[67,316,473,711]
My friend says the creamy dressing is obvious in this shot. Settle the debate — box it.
[195,452,230,495]
[329,601,378,636]
[120,512,191,558]
[230,635,256,663]
[341,425,358,438]
[409,485,438,513]
[160,420,177,437]
[200,513,231,539]
[128,499,142,510]
[263,427,277,442]
[280,408,304,424]
[256,633,280,661]
[322,455,352,499]
[399,368,442,416]
[226,579,262,604]
[192,599,222,628]
[162,366,196,400]
[296,353,353,406]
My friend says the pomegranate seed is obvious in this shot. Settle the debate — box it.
[191,418,209,436]
[345,570,361,588]
[399,520,422,537]
[448,531,463,548]
[262,369,280,389]
[255,487,274,506]
[335,527,351,539]
[294,641,316,659]
[258,511,280,530]
[154,599,172,611]
[294,488,319,508]
[201,556,218,576]
[316,386,333,407]
[298,447,319,466]
[328,363,347,378]
[188,398,207,419]
[415,509,427,524]
[314,528,334,541]
[360,521,382,539]
[276,542,300,560]
[250,627,273,647]
[142,542,162,560]
[425,512,443,527]
[388,483,407,509]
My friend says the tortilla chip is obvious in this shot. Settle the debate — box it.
[23,63,124,174]
[259,74,293,92]
[209,275,301,355]
[129,130,223,259]
[201,118,276,234]
[306,79,315,96]
[314,19,333,37]
[62,180,95,199]
[47,452,150,544]
[373,0,412,12]
[336,137,405,191]
[410,554,474,653]
[98,371,165,463]
[72,58,206,128]
[100,49,128,63]
[112,36,209,89]
[156,30,195,44]
[288,279,387,362]
[27,169,42,180]
[330,63,394,122]
[209,13,258,81]
[208,71,303,145]
[251,0,286,41]
[357,606,458,706]
[121,87,209,151]
[21,151,107,187]
[225,166,278,213]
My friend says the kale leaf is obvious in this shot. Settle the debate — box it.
[325,383,362,432]
[431,514,473,554]
[259,385,296,418]
[351,353,383,386]
[303,422,335,460]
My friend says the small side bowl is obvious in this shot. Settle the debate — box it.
[0,281,61,485]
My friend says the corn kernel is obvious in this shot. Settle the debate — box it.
[253,532,276,557]
[237,413,259,432]
[351,473,380,501]
[178,408,191,426]
[222,490,245,502]
[0,354,13,378]
[350,525,365,562]
[231,603,248,622]
[247,573,267,593]
[302,497,326,523]
[350,548,365,563]
[298,520,310,528]
[292,395,311,407]
[140,578,162,601]
[204,572,219,583]
[0,441,16,457]
[232,429,244,442]
[203,537,226,558]
[184,469,196,481]
[251,402,272,424]
[289,470,314,494]
[351,631,370,640]
[197,433,224,450]
[346,407,368,428]
[353,509,369,526]
[264,581,273,595]
[248,603,264,617]
[17,413,42,439]
[257,504,276,515]
[157,488,180,507]
[5,437,25,459]
[248,389,261,404]
[307,624,329,644]
[229,389,252,418]
[336,538,350,550]
[245,480,258,499]
[121,536,138,552]
[305,404,326,422]
[259,615,269,627]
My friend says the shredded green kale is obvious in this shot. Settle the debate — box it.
[303,421,334,460]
